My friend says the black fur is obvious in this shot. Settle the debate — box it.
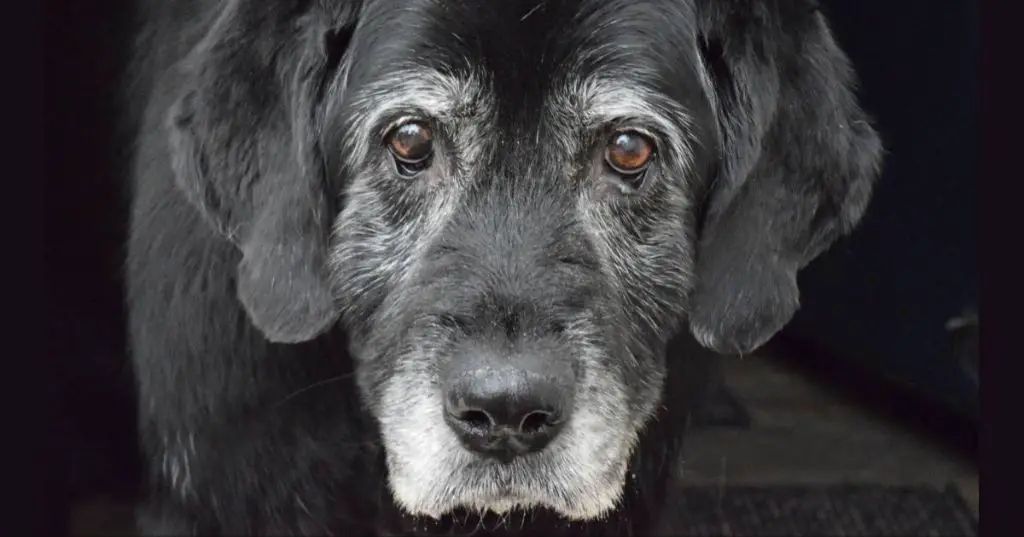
[687,1,882,355]
[124,0,881,535]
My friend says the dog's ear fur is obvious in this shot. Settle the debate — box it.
[689,1,883,355]
[167,0,359,343]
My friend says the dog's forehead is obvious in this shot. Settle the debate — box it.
[346,0,706,116]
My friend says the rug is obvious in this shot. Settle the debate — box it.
[668,483,977,536]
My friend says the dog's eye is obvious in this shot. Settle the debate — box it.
[386,121,434,177]
[605,130,655,178]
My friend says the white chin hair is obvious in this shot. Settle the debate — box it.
[385,459,630,522]
[376,357,641,524]
[397,494,621,522]
[465,496,622,522]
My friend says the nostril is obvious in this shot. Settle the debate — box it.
[519,410,558,434]
[456,408,494,430]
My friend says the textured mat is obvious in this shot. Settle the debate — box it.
[668,483,977,536]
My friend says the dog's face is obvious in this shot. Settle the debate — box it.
[168,0,882,524]
[325,0,714,520]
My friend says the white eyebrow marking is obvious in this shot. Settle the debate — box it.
[551,74,701,170]
[334,66,493,167]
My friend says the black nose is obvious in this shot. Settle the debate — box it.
[443,359,573,463]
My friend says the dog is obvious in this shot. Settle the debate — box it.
[123,0,882,534]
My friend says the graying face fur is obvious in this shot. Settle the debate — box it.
[323,18,715,519]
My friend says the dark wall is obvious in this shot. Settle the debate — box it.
[47,0,140,504]
[784,0,978,422]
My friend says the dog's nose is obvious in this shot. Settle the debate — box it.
[443,359,572,462]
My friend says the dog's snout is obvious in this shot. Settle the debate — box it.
[443,352,573,463]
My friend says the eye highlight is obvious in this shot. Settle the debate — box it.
[604,130,655,177]
[386,120,434,177]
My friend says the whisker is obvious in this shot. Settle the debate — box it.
[520,2,544,22]
[274,372,357,407]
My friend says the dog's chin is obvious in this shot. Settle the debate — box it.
[409,492,620,523]
[385,456,632,523]
[394,491,625,524]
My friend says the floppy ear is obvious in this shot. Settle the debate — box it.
[688,1,883,355]
[167,0,359,343]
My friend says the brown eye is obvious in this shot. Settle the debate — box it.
[604,130,655,176]
[386,121,434,176]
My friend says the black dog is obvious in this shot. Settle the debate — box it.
[123,0,882,534]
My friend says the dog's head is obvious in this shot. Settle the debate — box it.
[168,0,881,522]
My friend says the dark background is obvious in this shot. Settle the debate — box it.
[45,0,978,531]
[782,0,979,444]
[47,0,140,510]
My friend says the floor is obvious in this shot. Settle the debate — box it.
[681,348,978,514]
[70,347,979,535]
